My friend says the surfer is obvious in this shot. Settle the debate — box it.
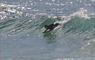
[43,16,71,33]
[43,23,62,33]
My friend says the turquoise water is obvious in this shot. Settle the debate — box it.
[0,16,95,60]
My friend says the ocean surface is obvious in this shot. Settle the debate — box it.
[0,0,95,60]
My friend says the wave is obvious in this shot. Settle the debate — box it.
[0,7,95,36]
[0,4,94,34]
[0,12,95,49]
[63,16,95,33]
[0,15,95,34]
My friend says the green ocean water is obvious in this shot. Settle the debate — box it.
[0,16,95,36]
[0,16,95,60]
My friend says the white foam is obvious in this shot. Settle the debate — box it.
[0,3,24,20]
[53,8,91,30]
[69,8,90,19]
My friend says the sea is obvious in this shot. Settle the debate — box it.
[0,0,95,60]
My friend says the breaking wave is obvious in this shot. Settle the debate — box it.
[0,11,95,59]
[0,15,95,34]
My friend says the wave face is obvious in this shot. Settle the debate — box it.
[63,17,95,33]
[0,16,95,34]
[0,15,95,60]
